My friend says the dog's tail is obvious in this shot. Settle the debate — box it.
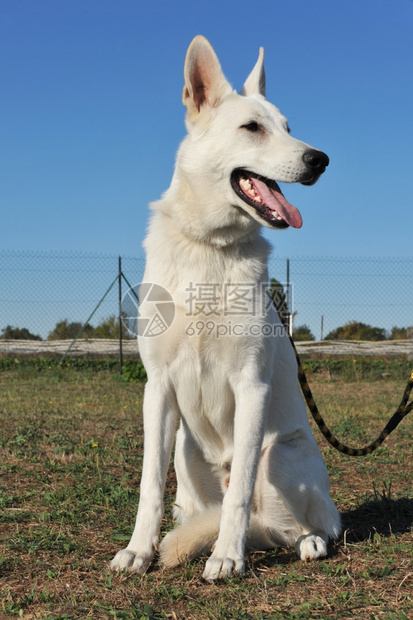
[159,505,274,568]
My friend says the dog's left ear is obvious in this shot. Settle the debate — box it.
[183,36,233,118]
[241,47,266,97]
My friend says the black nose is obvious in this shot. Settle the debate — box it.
[302,149,329,173]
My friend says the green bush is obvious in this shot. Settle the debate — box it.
[122,360,147,382]
[293,324,315,341]
[1,325,42,340]
[325,321,387,341]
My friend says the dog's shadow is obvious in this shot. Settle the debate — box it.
[339,493,413,544]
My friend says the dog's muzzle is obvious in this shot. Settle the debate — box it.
[300,149,329,185]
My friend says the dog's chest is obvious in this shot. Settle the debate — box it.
[170,336,238,459]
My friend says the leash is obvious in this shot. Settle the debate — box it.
[292,337,413,456]
[273,299,413,456]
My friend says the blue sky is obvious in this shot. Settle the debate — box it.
[1,0,413,260]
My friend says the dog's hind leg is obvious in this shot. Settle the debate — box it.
[172,422,223,524]
[159,423,224,568]
[255,433,341,560]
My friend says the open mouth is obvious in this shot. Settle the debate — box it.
[231,169,303,229]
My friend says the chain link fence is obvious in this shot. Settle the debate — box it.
[0,251,144,342]
[268,255,413,341]
[0,251,412,353]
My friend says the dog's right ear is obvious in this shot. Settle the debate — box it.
[182,36,233,119]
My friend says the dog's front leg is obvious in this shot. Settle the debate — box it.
[202,379,270,581]
[111,379,178,574]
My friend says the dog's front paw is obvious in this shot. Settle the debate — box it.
[296,534,327,561]
[202,552,245,581]
[110,548,153,574]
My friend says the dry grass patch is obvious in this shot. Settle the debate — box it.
[0,367,412,619]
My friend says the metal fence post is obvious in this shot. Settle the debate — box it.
[118,256,123,375]
[286,258,292,335]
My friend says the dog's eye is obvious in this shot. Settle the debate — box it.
[241,121,260,132]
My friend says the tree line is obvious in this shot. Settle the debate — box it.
[1,318,411,344]
[292,321,410,342]
[1,315,132,341]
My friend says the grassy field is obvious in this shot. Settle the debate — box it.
[0,361,412,619]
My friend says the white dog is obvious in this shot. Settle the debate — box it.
[111,35,340,581]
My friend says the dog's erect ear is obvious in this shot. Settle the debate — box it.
[182,36,233,116]
[241,47,266,97]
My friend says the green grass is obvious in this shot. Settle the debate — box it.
[0,361,412,619]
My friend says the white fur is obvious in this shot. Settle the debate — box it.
[111,36,340,581]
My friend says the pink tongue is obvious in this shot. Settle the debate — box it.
[251,178,303,229]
